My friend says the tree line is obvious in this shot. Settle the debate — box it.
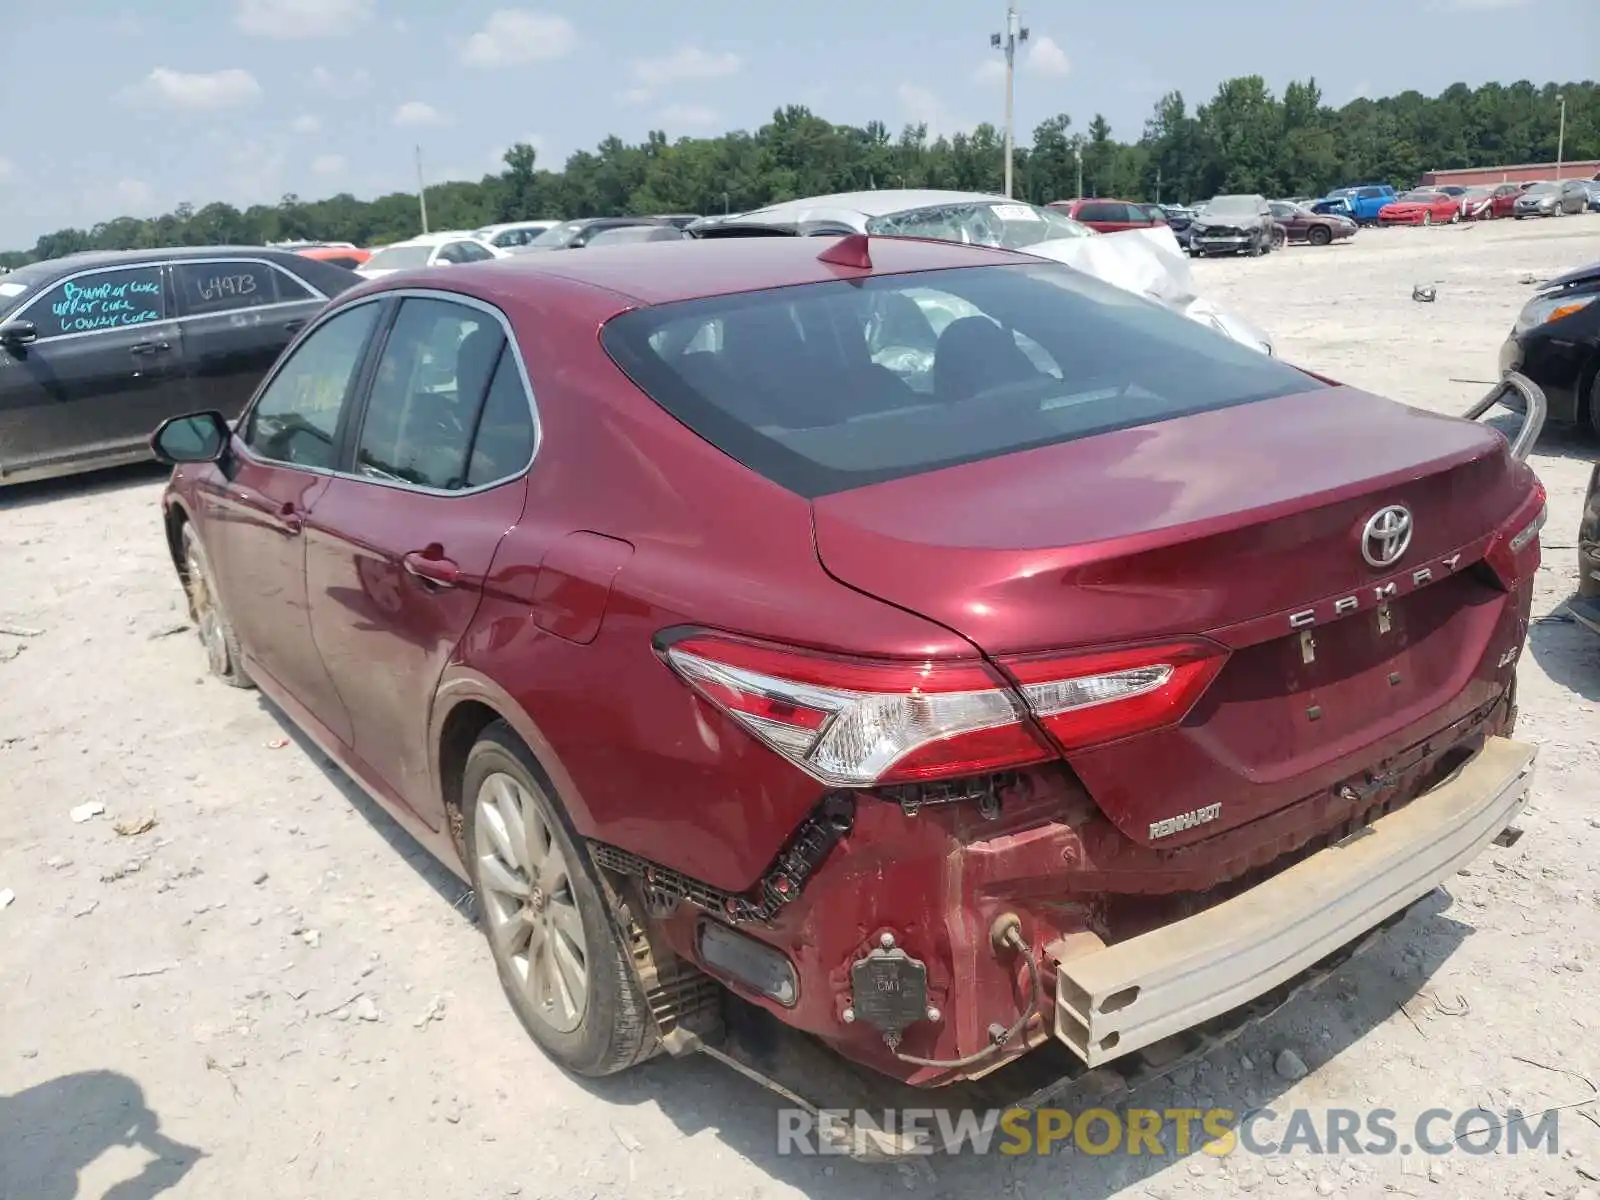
[5,76,1594,266]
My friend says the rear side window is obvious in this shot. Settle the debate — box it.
[353,297,528,491]
[23,265,166,338]
[173,261,310,315]
[602,263,1317,498]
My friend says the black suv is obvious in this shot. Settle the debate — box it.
[0,246,359,486]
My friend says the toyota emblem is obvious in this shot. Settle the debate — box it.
[1361,505,1413,568]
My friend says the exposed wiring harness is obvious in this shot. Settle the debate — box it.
[890,914,1041,1070]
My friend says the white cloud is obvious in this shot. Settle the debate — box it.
[308,65,371,95]
[311,154,346,176]
[1349,80,1372,101]
[975,36,1071,84]
[131,67,262,111]
[616,87,652,106]
[290,114,321,133]
[394,101,449,128]
[1027,36,1070,77]
[235,0,374,38]
[632,46,740,88]
[654,103,721,130]
[113,179,153,210]
[461,10,577,67]
[0,156,13,183]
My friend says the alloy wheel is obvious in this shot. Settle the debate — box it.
[473,771,590,1034]
[184,543,229,677]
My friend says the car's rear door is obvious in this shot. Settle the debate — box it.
[200,299,386,746]
[303,292,537,827]
[172,256,331,419]
[0,260,187,481]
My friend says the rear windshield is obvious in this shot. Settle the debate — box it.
[365,245,433,270]
[601,262,1317,497]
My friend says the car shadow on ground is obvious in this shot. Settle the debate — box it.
[1527,419,1600,466]
[1528,603,1600,701]
[0,461,168,514]
[255,697,475,916]
[0,1070,203,1200]
[260,696,1477,1199]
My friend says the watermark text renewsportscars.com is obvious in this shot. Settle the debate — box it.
[776,1106,1561,1157]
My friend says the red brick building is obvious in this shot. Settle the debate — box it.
[1419,160,1600,186]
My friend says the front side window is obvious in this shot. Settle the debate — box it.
[603,263,1317,497]
[24,265,166,338]
[454,240,496,262]
[353,297,509,490]
[242,302,380,469]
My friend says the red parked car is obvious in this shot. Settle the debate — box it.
[149,235,1543,1101]
[1377,190,1462,226]
[1047,198,1166,233]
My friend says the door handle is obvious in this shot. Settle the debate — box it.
[130,340,171,356]
[402,550,460,587]
[284,319,307,334]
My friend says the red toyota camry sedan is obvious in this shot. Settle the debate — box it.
[150,234,1541,1096]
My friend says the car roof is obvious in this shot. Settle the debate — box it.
[1,245,353,291]
[381,234,1026,309]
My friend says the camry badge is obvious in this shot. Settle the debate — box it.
[1361,505,1413,568]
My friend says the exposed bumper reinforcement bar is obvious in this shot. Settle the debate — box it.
[1053,735,1536,1068]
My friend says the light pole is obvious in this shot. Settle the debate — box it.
[1555,93,1566,180]
[1074,142,1083,200]
[989,6,1028,198]
[415,144,430,234]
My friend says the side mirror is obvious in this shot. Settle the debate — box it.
[0,320,37,348]
[150,411,230,465]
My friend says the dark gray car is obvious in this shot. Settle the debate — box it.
[0,247,358,486]
[1188,194,1275,257]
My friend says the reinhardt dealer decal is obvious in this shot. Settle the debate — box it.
[1149,803,1222,840]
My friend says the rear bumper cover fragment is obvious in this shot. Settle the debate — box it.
[1053,735,1535,1067]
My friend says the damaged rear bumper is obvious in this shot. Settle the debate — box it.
[1052,735,1535,1067]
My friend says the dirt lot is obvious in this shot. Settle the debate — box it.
[3,216,1599,1200]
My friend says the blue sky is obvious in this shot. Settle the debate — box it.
[0,0,1593,249]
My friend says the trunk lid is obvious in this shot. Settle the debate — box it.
[812,386,1531,846]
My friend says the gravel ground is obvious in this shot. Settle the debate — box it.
[2,215,1598,1200]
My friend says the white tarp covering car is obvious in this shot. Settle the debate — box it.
[727,190,1277,355]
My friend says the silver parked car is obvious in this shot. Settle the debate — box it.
[1514,181,1588,218]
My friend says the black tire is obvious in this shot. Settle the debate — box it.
[461,721,657,1077]
[1308,225,1332,246]
[1583,367,1600,441]
[179,522,253,689]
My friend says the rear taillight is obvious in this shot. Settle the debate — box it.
[1001,641,1229,752]
[1485,481,1547,586]
[661,633,1228,787]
